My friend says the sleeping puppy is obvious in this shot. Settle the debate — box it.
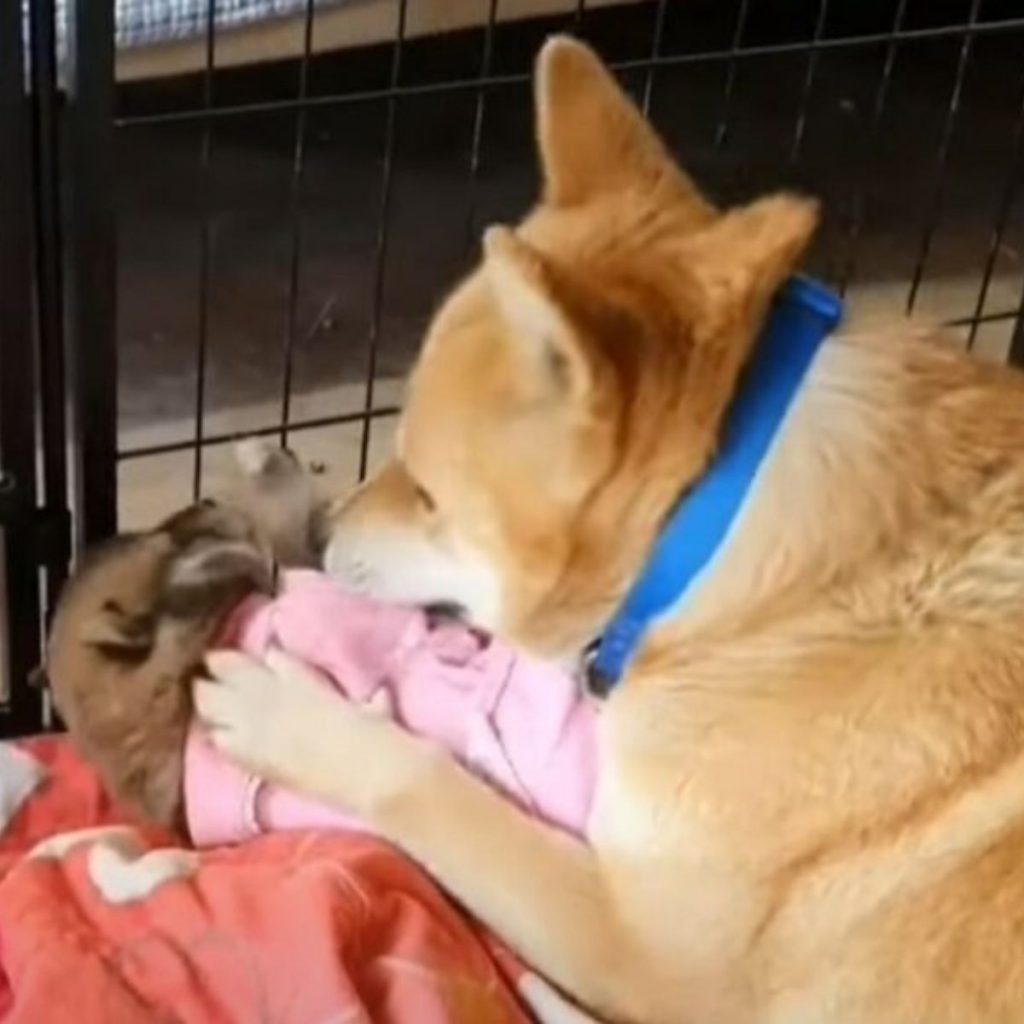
[42,444,321,834]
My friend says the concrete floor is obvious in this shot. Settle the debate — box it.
[113,14,1024,528]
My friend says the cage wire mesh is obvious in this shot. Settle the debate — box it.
[108,0,1024,531]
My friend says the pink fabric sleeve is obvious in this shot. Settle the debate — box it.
[186,571,598,847]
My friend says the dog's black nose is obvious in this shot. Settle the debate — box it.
[424,602,467,623]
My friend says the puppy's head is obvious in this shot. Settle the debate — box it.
[232,439,326,567]
[44,499,274,830]
[53,499,268,648]
[321,38,818,659]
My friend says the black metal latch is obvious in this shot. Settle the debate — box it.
[0,471,72,566]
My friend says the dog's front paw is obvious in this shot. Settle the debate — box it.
[194,649,437,819]
[194,649,338,788]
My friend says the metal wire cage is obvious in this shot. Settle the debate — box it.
[1,0,1023,735]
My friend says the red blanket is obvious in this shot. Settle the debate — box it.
[0,736,536,1023]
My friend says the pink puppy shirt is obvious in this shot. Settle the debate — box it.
[185,570,598,846]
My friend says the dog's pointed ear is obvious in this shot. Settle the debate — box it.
[535,36,714,220]
[675,194,819,430]
[684,194,819,332]
[483,225,593,403]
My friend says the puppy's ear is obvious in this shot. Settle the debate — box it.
[235,438,303,482]
[80,601,154,663]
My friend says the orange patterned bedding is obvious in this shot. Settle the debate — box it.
[0,736,536,1023]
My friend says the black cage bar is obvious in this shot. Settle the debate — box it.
[66,0,119,549]
[0,0,78,736]
[0,0,44,736]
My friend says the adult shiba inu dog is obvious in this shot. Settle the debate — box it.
[195,37,1024,1024]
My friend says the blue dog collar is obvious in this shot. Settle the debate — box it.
[587,276,843,694]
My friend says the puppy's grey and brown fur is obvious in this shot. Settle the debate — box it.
[43,446,320,833]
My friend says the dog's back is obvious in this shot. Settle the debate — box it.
[628,323,1024,1022]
